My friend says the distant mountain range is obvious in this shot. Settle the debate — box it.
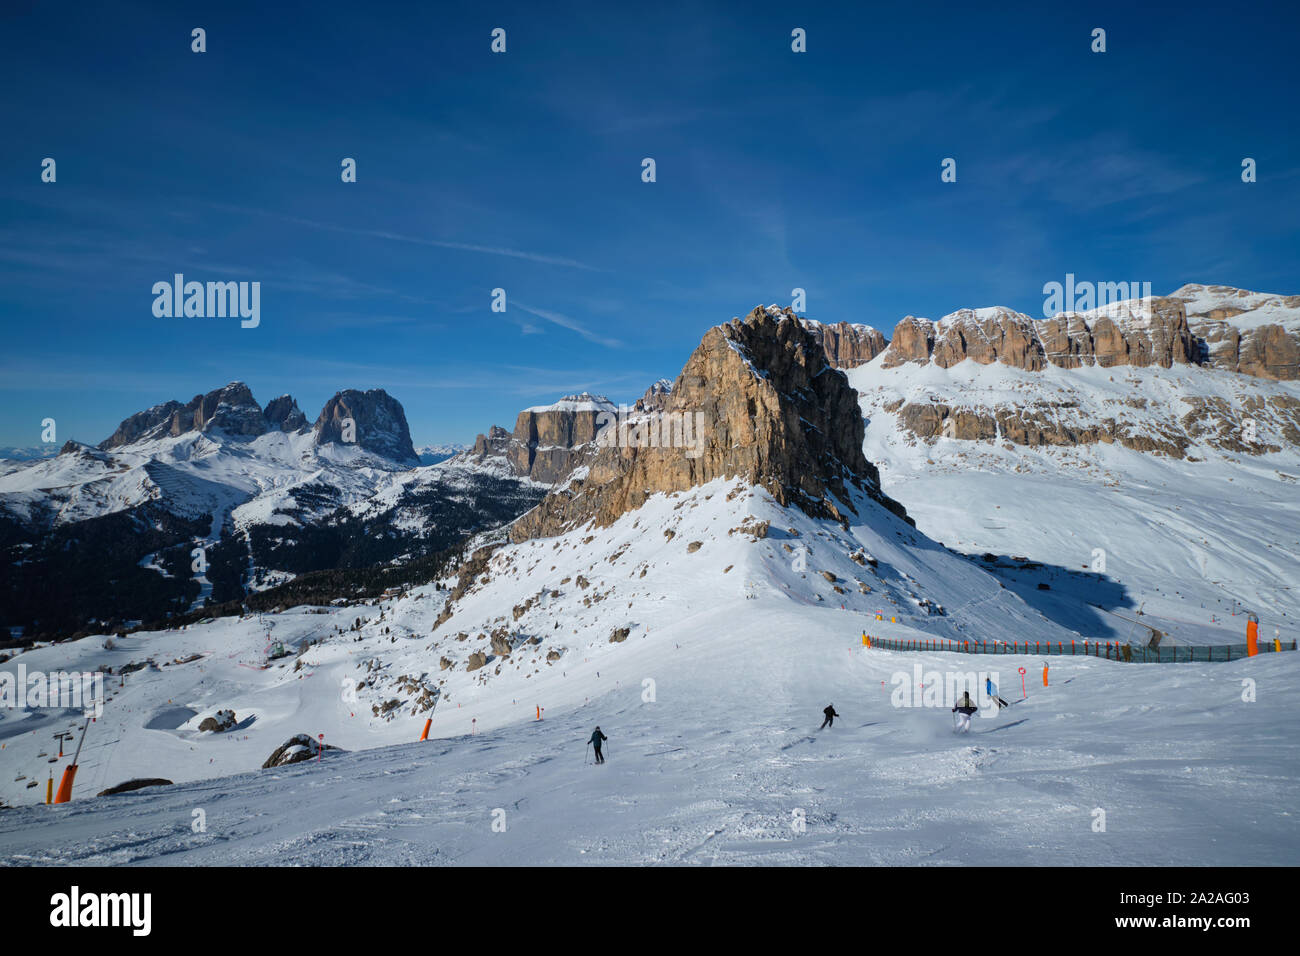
[3,283,1296,645]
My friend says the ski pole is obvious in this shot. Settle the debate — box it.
[585,742,590,765]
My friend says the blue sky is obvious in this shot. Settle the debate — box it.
[2,0,1298,447]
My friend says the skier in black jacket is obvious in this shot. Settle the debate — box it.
[589,726,607,764]
[952,691,978,732]
[819,704,839,729]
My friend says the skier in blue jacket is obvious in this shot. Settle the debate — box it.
[986,676,1009,710]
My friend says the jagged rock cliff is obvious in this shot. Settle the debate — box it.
[876,285,1298,381]
[506,394,615,484]
[312,389,418,465]
[100,383,272,449]
[881,300,1197,371]
[1171,284,1300,381]
[464,394,615,484]
[509,306,910,541]
[99,383,414,464]
[799,317,890,368]
[262,394,308,432]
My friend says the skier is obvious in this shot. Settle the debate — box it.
[589,726,608,764]
[986,676,1009,710]
[819,704,839,730]
[952,690,978,732]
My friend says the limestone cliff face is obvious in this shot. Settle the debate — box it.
[463,395,614,484]
[100,383,268,449]
[881,302,1197,371]
[100,384,312,449]
[469,425,512,460]
[99,400,186,449]
[509,306,910,541]
[262,394,308,432]
[878,285,1298,381]
[799,317,889,368]
[1172,284,1300,381]
[168,383,269,438]
[312,389,418,465]
[506,394,615,484]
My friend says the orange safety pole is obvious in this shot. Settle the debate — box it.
[1247,619,1259,657]
[1042,663,1049,687]
[46,775,53,805]
[419,718,431,741]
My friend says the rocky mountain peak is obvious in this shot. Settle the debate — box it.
[312,388,418,465]
[508,305,910,541]
[262,394,308,432]
[99,382,268,449]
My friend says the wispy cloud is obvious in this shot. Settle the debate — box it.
[512,302,623,348]
[205,203,605,272]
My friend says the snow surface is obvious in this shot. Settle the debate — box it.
[848,358,1300,647]
[2,476,1296,864]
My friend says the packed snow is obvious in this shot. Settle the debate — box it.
[2,476,1295,865]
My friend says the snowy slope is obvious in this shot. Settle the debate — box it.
[1,467,1295,864]
[847,359,1300,649]
[0,476,1294,862]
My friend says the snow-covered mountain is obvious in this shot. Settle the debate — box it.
[0,446,58,464]
[791,284,1300,650]
[0,384,544,640]
[1,302,1295,869]
[415,443,468,466]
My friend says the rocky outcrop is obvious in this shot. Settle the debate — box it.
[99,400,185,449]
[99,383,269,448]
[879,285,1299,381]
[507,394,615,484]
[198,709,237,732]
[799,318,889,368]
[898,400,1190,457]
[881,302,1196,371]
[469,425,512,460]
[635,380,673,412]
[509,305,911,541]
[97,778,173,797]
[98,382,410,453]
[312,389,418,465]
[262,733,342,768]
[263,394,307,432]
[461,394,616,484]
[175,383,266,438]
[1171,284,1300,381]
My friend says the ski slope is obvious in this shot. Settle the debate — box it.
[849,360,1300,647]
[1,602,1294,865]
[2,479,1296,864]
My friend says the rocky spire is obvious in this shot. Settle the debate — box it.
[312,388,418,465]
[509,305,910,541]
